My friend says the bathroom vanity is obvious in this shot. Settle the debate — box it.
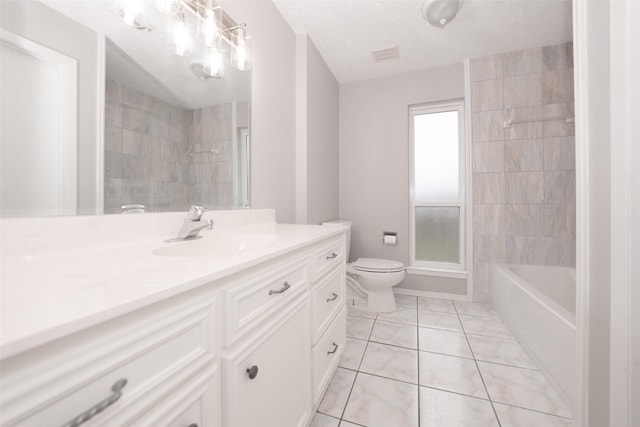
[0,210,347,427]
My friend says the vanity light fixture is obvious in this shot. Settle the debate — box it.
[421,0,464,29]
[116,0,251,78]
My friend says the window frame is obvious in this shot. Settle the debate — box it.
[409,100,466,272]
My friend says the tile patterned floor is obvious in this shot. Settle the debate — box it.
[311,296,574,427]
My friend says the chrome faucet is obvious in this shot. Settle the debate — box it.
[166,205,214,242]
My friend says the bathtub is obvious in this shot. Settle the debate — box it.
[489,263,576,411]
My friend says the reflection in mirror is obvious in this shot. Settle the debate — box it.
[0,0,251,218]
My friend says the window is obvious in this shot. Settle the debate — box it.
[409,101,466,271]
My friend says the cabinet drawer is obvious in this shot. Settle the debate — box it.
[222,253,310,346]
[223,294,312,427]
[312,236,345,282]
[312,307,346,404]
[1,290,217,427]
[312,269,345,343]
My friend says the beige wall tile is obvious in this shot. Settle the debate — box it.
[545,237,576,266]
[542,69,574,104]
[504,121,544,140]
[505,204,544,236]
[500,47,543,76]
[542,43,573,71]
[473,173,504,204]
[503,73,543,108]
[472,79,504,112]
[504,172,544,204]
[470,56,501,81]
[474,204,505,236]
[504,139,543,172]
[474,235,505,262]
[543,205,576,237]
[505,236,548,264]
[105,126,123,153]
[473,141,504,173]
[544,170,576,204]
[544,136,575,170]
[472,110,504,142]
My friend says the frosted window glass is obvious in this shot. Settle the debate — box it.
[414,111,459,202]
[415,206,460,263]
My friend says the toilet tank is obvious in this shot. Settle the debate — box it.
[321,220,352,261]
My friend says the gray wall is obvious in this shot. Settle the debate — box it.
[339,64,466,294]
[1,0,100,214]
[296,35,340,225]
[470,42,576,302]
[222,0,297,224]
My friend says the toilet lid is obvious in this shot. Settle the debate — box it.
[353,258,404,273]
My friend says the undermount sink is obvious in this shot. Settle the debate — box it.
[152,233,279,257]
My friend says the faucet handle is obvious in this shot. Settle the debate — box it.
[187,205,206,221]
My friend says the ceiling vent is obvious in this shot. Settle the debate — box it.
[372,44,399,62]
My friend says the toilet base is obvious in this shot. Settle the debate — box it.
[366,290,397,313]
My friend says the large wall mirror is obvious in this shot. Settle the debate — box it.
[0,0,251,217]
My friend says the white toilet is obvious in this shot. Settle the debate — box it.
[322,220,406,313]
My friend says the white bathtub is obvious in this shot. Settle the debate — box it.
[489,263,576,411]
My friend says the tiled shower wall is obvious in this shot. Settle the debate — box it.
[104,79,233,213]
[470,42,576,302]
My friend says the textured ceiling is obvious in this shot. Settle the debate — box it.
[273,0,573,84]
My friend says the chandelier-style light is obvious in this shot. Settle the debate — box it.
[117,0,251,78]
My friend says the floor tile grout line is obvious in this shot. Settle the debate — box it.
[491,401,576,420]
[454,300,503,427]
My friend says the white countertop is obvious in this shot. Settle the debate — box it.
[0,211,346,359]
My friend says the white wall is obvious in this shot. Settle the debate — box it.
[295,35,339,225]
[1,1,100,214]
[339,64,465,294]
[221,0,297,223]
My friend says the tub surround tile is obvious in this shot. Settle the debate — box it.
[542,43,573,71]
[418,327,472,359]
[544,205,576,237]
[544,137,575,170]
[478,362,572,418]
[467,335,538,370]
[473,235,505,263]
[470,56,501,81]
[418,352,488,399]
[472,111,504,142]
[318,367,357,418]
[494,403,574,427]
[504,172,544,204]
[471,79,503,112]
[503,74,542,108]
[376,307,417,326]
[473,141,504,173]
[542,69,574,105]
[545,237,576,266]
[460,315,514,339]
[339,338,368,371]
[473,205,505,236]
[369,320,418,349]
[418,310,463,333]
[473,173,504,204]
[453,301,499,319]
[543,119,575,138]
[500,47,543,76]
[394,294,418,308]
[419,387,500,427]
[347,316,375,340]
[504,139,543,172]
[311,412,340,427]
[359,342,418,384]
[544,170,576,204]
[505,204,544,237]
[504,236,548,265]
[342,373,419,427]
[417,297,456,313]
[504,121,544,140]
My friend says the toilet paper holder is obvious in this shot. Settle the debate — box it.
[382,231,398,246]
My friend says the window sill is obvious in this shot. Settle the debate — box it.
[405,267,467,280]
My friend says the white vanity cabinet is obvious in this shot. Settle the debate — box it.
[0,287,220,427]
[0,229,347,427]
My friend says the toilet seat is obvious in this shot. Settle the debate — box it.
[352,258,404,273]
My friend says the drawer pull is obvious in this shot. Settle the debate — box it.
[327,342,339,355]
[62,378,127,427]
[326,252,338,260]
[246,365,259,379]
[268,282,291,295]
[326,292,339,302]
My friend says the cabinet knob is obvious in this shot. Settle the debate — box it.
[246,365,259,379]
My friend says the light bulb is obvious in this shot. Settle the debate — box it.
[230,27,252,71]
[169,8,193,56]
[203,9,219,47]
[204,47,224,77]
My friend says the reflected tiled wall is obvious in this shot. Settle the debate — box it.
[104,80,233,213]
[470,42,576,301]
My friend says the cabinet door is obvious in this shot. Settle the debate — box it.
[223,295,311,427]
